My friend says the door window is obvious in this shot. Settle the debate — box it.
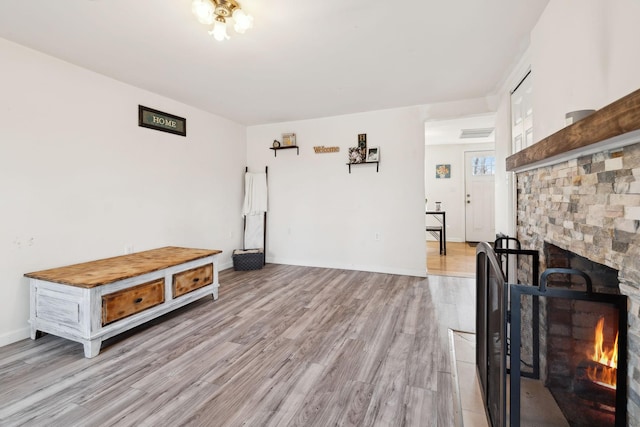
[471,155,495,176]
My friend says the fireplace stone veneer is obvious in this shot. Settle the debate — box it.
[515,141,640,425]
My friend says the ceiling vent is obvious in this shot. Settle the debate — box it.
[459,127,495,139]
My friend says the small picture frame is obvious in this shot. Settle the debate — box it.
[436,164,451,179]
[366,146,379,162]
[348,147,364,163]
[282,133,296,146]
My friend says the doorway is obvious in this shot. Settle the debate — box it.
[464,150,496,242]
[424,114,496,276]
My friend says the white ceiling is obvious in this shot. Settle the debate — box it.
[425,113,496,146]
[0,0,549,126]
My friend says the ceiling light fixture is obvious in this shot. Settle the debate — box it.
[192,0,253,41]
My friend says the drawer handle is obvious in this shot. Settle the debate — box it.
[134,297,143,304]
[192,278,200,283]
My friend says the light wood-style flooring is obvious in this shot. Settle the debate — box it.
[427,241,476,277]
[0,264,475,427]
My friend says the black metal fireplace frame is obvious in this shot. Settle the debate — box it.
[476,240,541,427]
[494,236,540,380]
[476,242,508,426]
[509,269,628,427]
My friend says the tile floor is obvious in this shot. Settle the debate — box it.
[451,330,570,427]
[450,330,489,427]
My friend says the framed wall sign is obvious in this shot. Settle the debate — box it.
[138,105,186,137]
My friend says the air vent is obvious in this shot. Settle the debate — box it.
[459,127,494,139]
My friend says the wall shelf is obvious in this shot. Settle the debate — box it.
[269,146,299,157]
[347,161,379,173]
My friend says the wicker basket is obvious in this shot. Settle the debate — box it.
[232,249,264,271]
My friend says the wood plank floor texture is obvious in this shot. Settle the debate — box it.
[0,264,475,427]
[426,242,476,278]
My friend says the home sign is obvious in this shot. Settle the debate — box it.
[138,105,186,137]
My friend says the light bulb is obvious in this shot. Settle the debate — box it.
[210,19,230,41]
[232,8,253,33]
[192,0,214,25]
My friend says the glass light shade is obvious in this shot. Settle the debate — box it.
[232,8,253,33]
[192,0,215,25]
[210,20,230,41]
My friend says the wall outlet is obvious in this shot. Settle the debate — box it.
[124,245,134,255]
[374,232,381,241]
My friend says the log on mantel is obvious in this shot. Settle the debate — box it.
[506,88,640,171]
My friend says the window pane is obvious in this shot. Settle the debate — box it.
[472,156,495,176]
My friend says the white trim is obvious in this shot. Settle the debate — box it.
[0,327,30,347]
[265,257,428,278]
[219,260,234,271]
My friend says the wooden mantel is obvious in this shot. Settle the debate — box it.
[506,88,640,172]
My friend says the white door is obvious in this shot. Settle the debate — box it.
[465,151,496,242]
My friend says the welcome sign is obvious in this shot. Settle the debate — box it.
[138,105,186,137]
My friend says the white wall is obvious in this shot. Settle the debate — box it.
[530,0,640,141]
[246,107,426,277]
[0,38,246,346]
[493,0,640,238]
[606,0,640,103]
[425,143,494,242]
[493,90,515,236]
[418,97,494,122]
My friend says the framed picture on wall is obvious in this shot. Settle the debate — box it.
[366,146,379,162]
[436,164,451,179]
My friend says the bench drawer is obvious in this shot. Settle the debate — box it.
[102,279,165,325]
[173,264,213,298]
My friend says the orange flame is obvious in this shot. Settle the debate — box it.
[587,317,618,388]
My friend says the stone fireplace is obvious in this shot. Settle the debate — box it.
[511,105,640,425]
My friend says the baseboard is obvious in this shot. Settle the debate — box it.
[0,326,30,348]
[426,237,464,243]
[264,257,427,278]
[219,260,234,271]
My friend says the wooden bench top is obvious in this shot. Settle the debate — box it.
[24,246,222,288]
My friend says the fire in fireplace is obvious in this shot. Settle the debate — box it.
[586,317,618,388]
[574,317,619,411]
